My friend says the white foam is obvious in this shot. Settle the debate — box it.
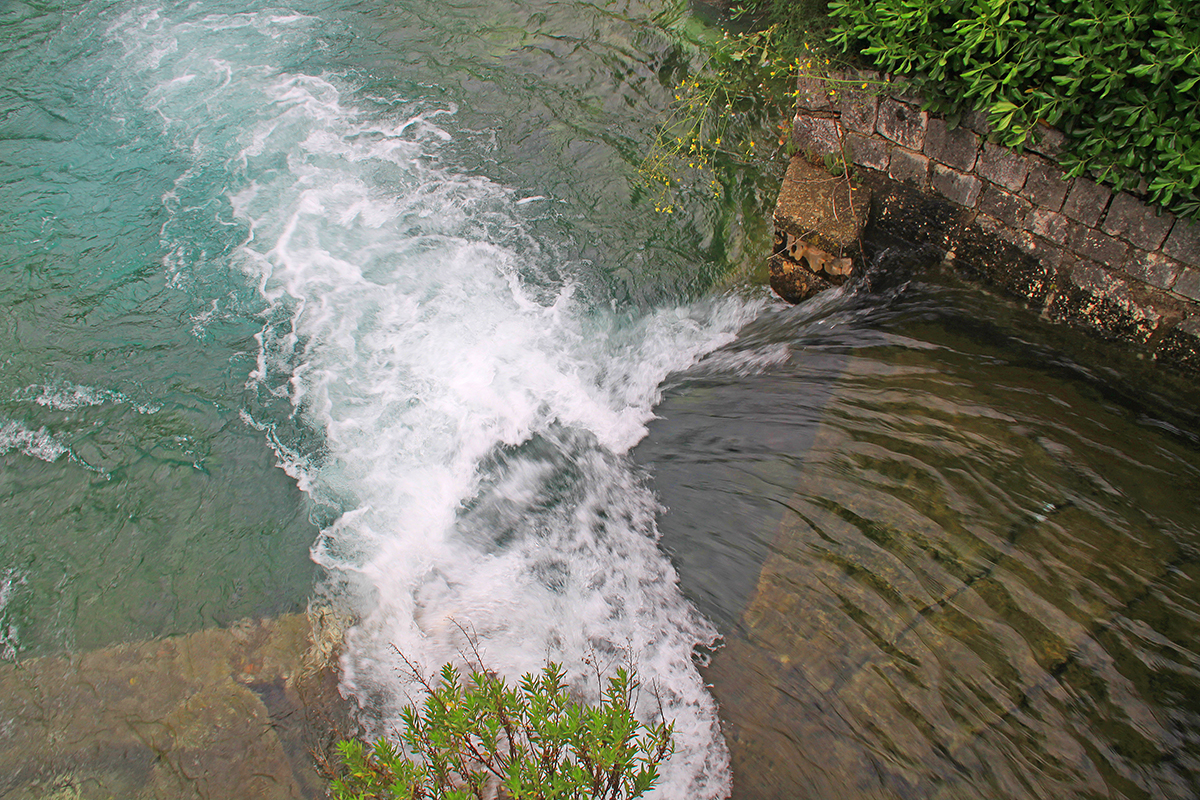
[16,382,114,411]
[115,7,769,796]
[13,382,161,415]
[0,568,25,661]
[0,419,68,463]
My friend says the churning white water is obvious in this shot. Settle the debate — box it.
[108,4,771,795]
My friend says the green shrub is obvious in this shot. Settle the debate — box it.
[329,662,673,800]
[829,0,1200,219]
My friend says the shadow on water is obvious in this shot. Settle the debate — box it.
[638,247,1200,799]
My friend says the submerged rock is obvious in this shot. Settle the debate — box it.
[0,609,351,800]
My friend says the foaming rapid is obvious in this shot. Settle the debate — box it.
[0,419,68,463]
[109,4,768,796]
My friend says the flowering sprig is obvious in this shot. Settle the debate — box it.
[639,24,858,214]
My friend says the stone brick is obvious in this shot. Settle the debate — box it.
[976,140,1030,192]
[888,146,929,189]
[1068,222,1130,266]
[1102,193,1174,250]
[1029,124,1067,159]
[793,114,841,157]
[923,117,978,171]
[931,163,982,207]
[875,97,927,150]
[1021,157,1071,211]
[1061,177,1112,227]
[1122,250,1183,291]
[1163,217,1200,268]
[839,91,878,134]
[1174,267,1200,302]
[961,107,991,136]
[845,132,890,171]
[1180,314,1200,338]
[1026,208,1069,243]
[795,74,837,113]
[881,74,924,105]
[978,183,1032,228]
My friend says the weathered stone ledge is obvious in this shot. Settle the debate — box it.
[776,69,1200,377]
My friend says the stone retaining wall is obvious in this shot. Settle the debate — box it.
[786,69,1200,375]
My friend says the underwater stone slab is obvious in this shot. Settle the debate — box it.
[875,97,926,150]
[149,682,301,800]
[931,163,982,207]
[1102,193,1174,250]
[0,613,348,800]
[976,140,1030,193]
[1061,177,1112,227]
[923,117,978,171]
[702,370,1194,800]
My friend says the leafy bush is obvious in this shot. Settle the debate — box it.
[828,0,1200,219]
[329,662,673,800]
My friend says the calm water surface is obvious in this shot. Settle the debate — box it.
[2,0,1199,797]
[640,275,1200,798]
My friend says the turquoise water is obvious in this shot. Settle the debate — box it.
[0,0,779,795]
[4,1,1200,798]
